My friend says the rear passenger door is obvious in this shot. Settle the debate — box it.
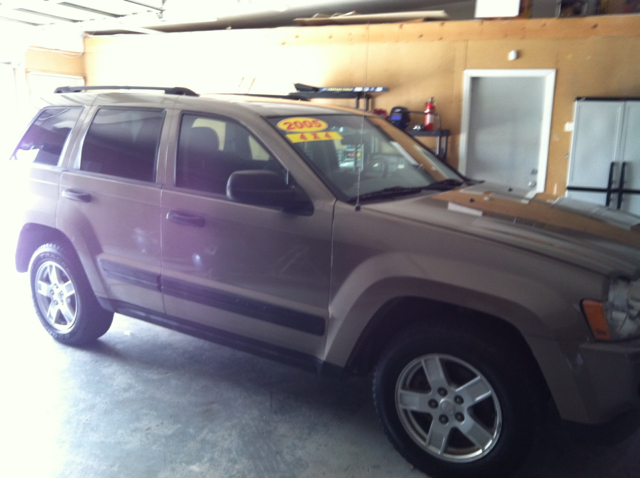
[10,106,84,229]
[161,113,333,357]
[58,107,167,312]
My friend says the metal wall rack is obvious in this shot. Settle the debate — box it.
[408,129,451,162]
[566,161,640,210]
[289,83,387,110]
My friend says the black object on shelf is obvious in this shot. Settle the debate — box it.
[388,106,411,130]
[408,128,451,162]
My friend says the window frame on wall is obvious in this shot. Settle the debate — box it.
[27,72,84,112]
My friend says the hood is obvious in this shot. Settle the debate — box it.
[366,182,640,277]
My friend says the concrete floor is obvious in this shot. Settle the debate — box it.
[1,259,639,478]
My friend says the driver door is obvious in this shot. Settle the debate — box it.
[160,112,333,357]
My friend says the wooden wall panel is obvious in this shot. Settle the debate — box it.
[82,15,640,197]
[466,39,558,69]
[363,39,466,159]
[547,37,640,196]
[25,49,84,77]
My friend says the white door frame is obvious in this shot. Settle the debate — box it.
[459,69,556,193]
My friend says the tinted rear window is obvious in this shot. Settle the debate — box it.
[13,107,82,166]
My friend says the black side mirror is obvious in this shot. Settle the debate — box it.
[227,170,296,209]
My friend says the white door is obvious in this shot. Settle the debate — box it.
[460,69,556,193]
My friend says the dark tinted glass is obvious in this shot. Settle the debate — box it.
[176,114,281,194]
[81,108,165,182]
[13,107,82,166]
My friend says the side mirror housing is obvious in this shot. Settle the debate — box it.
[227,170,296,209]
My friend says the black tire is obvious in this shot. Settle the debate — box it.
[29,242,113,345]
[373,323,540,478]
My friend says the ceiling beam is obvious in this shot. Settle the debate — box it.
[80,16,165,34]
[15,8,77,23]
[58,2,123,18]
[123,0,164,12]
[0,15,40,26]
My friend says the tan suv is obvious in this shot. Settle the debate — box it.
[10,86,640,478]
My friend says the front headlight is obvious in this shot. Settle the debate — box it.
[582,278,640,341]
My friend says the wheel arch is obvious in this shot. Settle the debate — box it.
[343,297,548,389]
[16,223,74,272]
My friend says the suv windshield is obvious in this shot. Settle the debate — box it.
[268,114,464,202]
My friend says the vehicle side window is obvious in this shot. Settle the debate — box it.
[80,108,165,182]
[176,114,283,194]
[13,107,82,166]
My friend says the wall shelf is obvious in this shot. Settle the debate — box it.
[408,128,451,162]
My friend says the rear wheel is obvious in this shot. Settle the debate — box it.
[373,324,539,478]
[29,243,113,345]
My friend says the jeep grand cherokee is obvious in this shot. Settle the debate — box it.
[10,85,640,478]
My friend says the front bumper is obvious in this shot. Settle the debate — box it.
[578,337,640,424]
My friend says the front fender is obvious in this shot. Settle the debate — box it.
[323,250,605,424]
[324,252,558,366]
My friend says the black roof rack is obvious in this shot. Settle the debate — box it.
[216,92,310,101]
[54,86,199,96]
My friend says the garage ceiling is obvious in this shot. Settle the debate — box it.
[0,0,476,34]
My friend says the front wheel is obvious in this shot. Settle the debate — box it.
[29,243,113,345]
[373,324,540,478]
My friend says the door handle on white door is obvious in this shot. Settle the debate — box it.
[527,181,537,188]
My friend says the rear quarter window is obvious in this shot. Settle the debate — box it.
[13,107,82,166]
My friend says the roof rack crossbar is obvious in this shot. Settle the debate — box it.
[54,86,199,96]
[216,92,310,101]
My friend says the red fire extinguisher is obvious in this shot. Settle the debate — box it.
[424,97,438,131]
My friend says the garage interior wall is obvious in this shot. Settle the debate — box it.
[33,15,640,198]
[3,48,85,137]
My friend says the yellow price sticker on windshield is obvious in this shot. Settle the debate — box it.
[277,117,328,133]
[286,131,343,143]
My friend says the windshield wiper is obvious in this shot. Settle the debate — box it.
[422,178,466,190]
[351,179,467,203]
[352,186,430,202]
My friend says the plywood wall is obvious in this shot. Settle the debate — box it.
[82,15,640,197]
[25,48,85,77]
